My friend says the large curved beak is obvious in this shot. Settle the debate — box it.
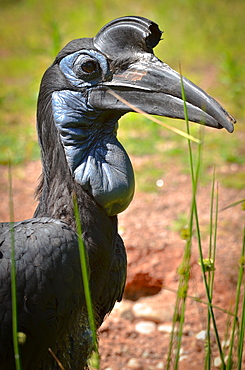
[89,54,235,133]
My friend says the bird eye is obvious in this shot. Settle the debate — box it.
[81,60,98,73]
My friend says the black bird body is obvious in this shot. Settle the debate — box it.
[0,16,235,369]
[0,218,85,368]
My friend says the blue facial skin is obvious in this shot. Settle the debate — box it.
[52,50,135,216]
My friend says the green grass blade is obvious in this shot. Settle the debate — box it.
[192,159,225,368]
[205,172,215,370]
[238,241,245,369]
[211,181,219,296]
[180,70,225,369]
[166,69,201,369]
[205,171,218,369]
[8,163,22,370]
[73,193,100,369]
[163,286,235,316]
[227,224,245,369]
[220,199,245,212]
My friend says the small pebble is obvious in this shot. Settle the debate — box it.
[135,321,157,335]
[133,302,172,323]
[158,324,173,333]
[156,361,164,369]
[179,355,188,362]
[222,339,230,349]
[214,357,222,367]
[196,330,207,340]
[127,357,143,369]
[156,179,164,187]
[173,347,184,356]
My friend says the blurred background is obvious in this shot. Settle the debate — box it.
[0,2,244,367]
[0,0,244,191]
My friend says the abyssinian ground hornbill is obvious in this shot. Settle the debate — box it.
[0,16,235,369]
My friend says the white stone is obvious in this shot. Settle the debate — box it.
[156,361,164,369]
[221,339,230,349]
[135,321,157,334]
[214,357,222,367]
[173,347,184,356]
[127,358,143,369]
[133,301,172,323]
[196,329,207,340]
[156,179,164,187]
[158,324,173,333]
[179,355,188,362]
[113,300,133,314]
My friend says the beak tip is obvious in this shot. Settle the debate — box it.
[227,117,236,133]
[220,121,234,133]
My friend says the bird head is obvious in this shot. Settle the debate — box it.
[37,16,235,217]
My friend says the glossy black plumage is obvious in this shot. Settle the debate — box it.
[0,219,85,368]
[0,16,235,369]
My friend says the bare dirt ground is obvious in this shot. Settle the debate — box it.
[0,160,244,369]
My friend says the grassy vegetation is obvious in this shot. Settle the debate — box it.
[167,153,245,369]
[165,77,245,369]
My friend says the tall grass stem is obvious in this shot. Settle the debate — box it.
[228,224,245,369]
[8,163,22,370]
[73,193,100,369]
[180,71,225,368]
[166,69,201,369]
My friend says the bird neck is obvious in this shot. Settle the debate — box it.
[33,86,77,225]
[34,64,135,222]
[33,91,124,228]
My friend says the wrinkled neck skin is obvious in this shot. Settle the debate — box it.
[52,90,135,216]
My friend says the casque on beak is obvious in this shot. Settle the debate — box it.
[89,16,235,133]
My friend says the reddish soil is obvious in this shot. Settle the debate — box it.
[0,160,244,369]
